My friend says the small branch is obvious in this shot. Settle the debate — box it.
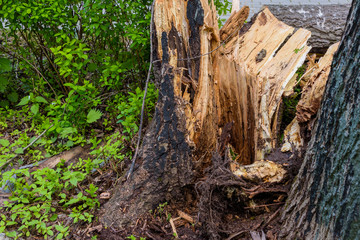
[0,124,54,171]
[244,202,285,209]
[127,0,155,180]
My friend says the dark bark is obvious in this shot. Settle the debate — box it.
[280,1,360,239]
[101,64,195,227]
[267,4,351,52]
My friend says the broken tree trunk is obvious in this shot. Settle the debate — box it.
[267,4,351,52]
[101,0,223,227]
[280,1,360,238]
[101,1,322,228]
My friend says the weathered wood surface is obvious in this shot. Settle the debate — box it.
[267,4,350,51]
[280,1,360,239]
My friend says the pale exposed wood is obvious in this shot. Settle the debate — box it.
[221,7,312,160]
[255,29,311,158]
[281,42,339,153]
[177,210,195,224]
[33,146,84,170]
[260,28,311,120]
[220,6,249,42]
[233,160,286,183]
[169,218,178,239]
[215,53,257,164]
[296,42,340,123]
[281,118,303,153]
[233,8,295,74]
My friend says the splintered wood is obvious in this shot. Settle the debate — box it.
[152,0,336,165]
[281,42,339,152]
[218,7,312,162]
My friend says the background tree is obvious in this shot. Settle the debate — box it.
[280,1,360,239]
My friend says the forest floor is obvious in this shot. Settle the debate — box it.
[66,146,303,240]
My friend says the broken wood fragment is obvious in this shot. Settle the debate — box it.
[233,160,286,183]
[33,146,84,170]
[296,42,340,124]
[220,6,249,42]
[281,118,303,153]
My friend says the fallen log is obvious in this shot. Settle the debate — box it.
[267,4,350,52]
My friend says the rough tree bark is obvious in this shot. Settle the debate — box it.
[280,1,360,239]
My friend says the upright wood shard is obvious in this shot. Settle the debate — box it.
[224,7,312,160]
[102,0,221,227]
[296,42,340,124]
[215,53,257,164]
[281,119,303,153]
[281,42,340,153]
[220,6,249,42]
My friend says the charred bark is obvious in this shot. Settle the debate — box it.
[280,1,360,239]
[101,0,220,227]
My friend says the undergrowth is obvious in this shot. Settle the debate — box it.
[0,0,230,238]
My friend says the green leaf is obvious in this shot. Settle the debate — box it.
[47,229,54,236]
[6,231,17,238]
[69,177,78,186]
[50,214,58,221]
[54,225,63,232]
[18,95,31,106]
[0,139,10,147]
[87,109,103,123]
[31,104,39,115]
[0,76,9,92]
[35,96,48,103]
[0,58,11,72]
[7,92,19,103]
[15,148,24,154]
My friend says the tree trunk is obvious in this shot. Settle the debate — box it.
[280,1,360,239]
[267,4,351,52]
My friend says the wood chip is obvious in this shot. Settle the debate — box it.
[100,192,111,199]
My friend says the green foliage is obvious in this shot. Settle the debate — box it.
[127,235,146,240]
[294,46,305,54]
[0,160,99,239]
[0,0,232,238]
[116,84,158,139]
[213,0,232,26]
[87,109,103,124]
